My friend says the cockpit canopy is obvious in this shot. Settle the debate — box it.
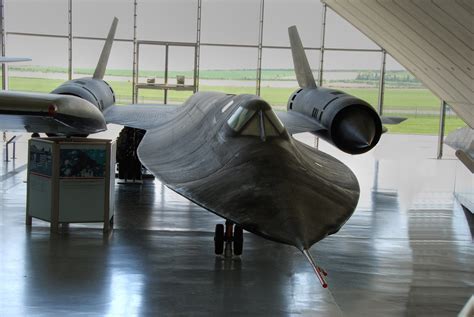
[227,99,285,141]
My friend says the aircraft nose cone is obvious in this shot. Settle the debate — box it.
[227,143,360,250]
[333,107,377,154]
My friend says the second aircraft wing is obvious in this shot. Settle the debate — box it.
[103,104,181,130]
[0,90,106,135]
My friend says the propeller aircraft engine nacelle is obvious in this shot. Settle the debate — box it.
[287,87,382,154]
[287,25,383,155]
[51,78,116,112]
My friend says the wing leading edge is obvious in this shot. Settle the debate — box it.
[276,110,326,135]
[0,91,106,134]
[103,104,181,130]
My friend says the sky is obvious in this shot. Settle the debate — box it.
[5,0,404,71]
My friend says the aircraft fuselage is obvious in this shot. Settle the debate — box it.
[137,92,360,250]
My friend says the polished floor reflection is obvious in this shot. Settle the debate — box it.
[0,131,472,316]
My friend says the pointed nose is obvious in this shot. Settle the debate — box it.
[337,111,375,147]
[333,106,380,154]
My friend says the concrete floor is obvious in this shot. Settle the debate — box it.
[0,129,473,316]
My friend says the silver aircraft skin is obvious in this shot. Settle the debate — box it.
[0,18,401,287]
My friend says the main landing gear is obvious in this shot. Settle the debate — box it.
[214,220,243,257]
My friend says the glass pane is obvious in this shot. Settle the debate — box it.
[6,0,68,35]
[168,46,196,85]
[167,90,194,105]
[227,107,256,131]
[444,107,466,135]
[74,0,134,39]
[325,8,378,49]
[383,55,441,135]
[199,46,258,95]
[322,51,382,109]
[135,88,192,105]
[73,40,133,77]
[240,116,261,137]
[136,89,164,105]
[138,45,196,86]
[263,116,279,137]
[265,110,285,133]
[138,45,166,83]
[111,81,133,105]
[7,36,68,93]
[138,1,197,42]
[259,48,311,110]
[263,0,322,47]
[201,0,260,45]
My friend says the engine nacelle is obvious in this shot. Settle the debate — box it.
[288,87,382,154]
[51,77,116,112]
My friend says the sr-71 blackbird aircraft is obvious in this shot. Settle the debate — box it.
[0,18,403,288]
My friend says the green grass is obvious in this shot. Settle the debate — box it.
[10,65,422,85]
[9,66,286,81]
[386,115,464,134]
[7,76,466,135]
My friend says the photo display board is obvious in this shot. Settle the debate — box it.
[29,140,53,177]
[59,147,106,178]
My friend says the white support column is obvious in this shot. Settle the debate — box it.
[1,0,7,90]
[437,100,447,159]
[377,50,386,115]
[194,0,202,92]
[256,0,264,96]
[317,3,327,86]
[68,0,73,80]
[132,0,138,103]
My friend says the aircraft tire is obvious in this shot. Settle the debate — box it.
[214,224,224,255]
[233,225,244,255]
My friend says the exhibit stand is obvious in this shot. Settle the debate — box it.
[26,137,116,233]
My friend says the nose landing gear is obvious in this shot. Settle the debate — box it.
[214,220,244,257]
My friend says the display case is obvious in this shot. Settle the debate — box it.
[26,137,116,232]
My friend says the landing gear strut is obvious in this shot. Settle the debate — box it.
[214,220,244,257]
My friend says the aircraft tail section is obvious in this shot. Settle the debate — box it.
[51,18,119,115]
[288,26,317,89]
[93,17,118,80]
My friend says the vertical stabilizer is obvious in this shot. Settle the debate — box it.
[93,17,118,80]
[288,26,317,88]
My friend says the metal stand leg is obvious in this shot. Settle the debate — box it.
[5,135,17,161]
